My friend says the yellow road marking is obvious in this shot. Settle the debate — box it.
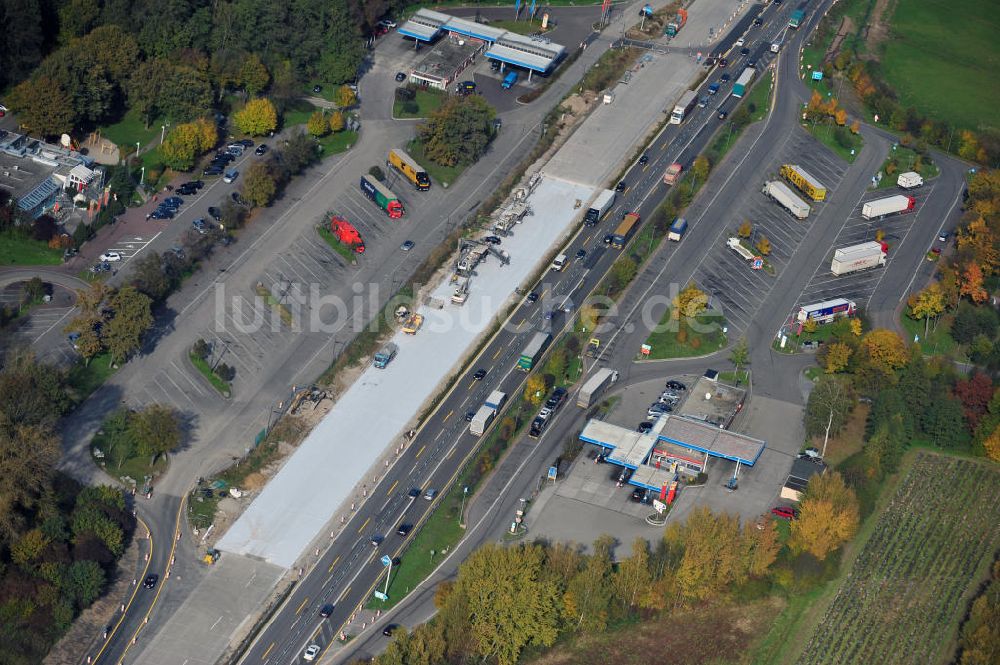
[386,480,398,496]
[296,597,309,615]
[415,445,426,459]
[357,517,371,534]
[261,642,275,660]
[443,409,453,422]
[327,555,340,573]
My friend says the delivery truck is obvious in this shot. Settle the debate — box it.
[732,67,756,98]
[360,175,404,218]
[387,148,430,191]
[789,4,806,28]
[897,171,924,189]
[611,213,640,248]
[577,368,619,408]
[665,8,687,36]
[470,405,496,436]
[670,90,698,124]
[727,237,756,261]
[796,298,856,324]
[585,189,616,224]
[668,217,688,241]
[485,390,507,411]
[830,241,888,276]
[780,164,827,201]
[373,343,398,368]
[517,332,552,371]
[861,194,915,220]
[762,180,811,219]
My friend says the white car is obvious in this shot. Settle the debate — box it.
[99,252,122,262]
[735,37,745,46]
[223,169,238,183]
[303,644,321,661]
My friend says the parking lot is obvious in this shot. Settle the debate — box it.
[689,131,850,333]
[0,281,78,364]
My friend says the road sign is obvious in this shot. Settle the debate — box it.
[380,555,392,567]
[752,257,763,270]
[811,71,823,81]
[640,343,651,356]
[373,590,388,601]
[548,466,558,481]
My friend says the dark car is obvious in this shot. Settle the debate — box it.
[464,411,476,422]
[395,72,407,82]
[637,421,653,434]
[163,196,184,207]
[319,603,334,618]
[771,506,799,520]
[473,368,487,380]
[665,380,687,391]
[546,387,567,410]
[407,487,421,499]
[150,209,173,220]
[208,206,222,222]
[204,166,224,176]
[603,233,614,245]
[631,488,646,503]
[483,235,502,245]
[176,184,197,195]
[719,57,728,67]
[182,180,203,190]
[526,291,539,303]
[143,574,159,589]
[238,138,254,147]
[575,248,587,260]
[192,218,208,234]
[718,107,729,120]
[720,73,731,82]
[638,153,649,165]
[396,523,412,537]
[740,47,750,56]
[457,80,476,94]
[214,151,235,162]
[382,624,398,637]
[615,181,627,193]
[747,59,757,69]
[753,16,763,26]
[255,144,268,156]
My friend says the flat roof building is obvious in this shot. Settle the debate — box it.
[0,130,103,218]
[410,36,485,91]
[675,375,747,428]
[781,458,826,502]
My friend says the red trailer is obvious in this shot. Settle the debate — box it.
[331,216,365,253]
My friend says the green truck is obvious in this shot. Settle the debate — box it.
[517,332,552,371]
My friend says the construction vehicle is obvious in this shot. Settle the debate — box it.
[387,148,430,190]
[455,237,510,277]
[830,241,888,275]
[586,338,601,358]
[762,180,811,219]
[373,343,398,368]
[780,164,827,201]
[203,549,220,565]
[360,175,404,218]
[861,195,915,220]
[402,313,424,334]
[665,8,687,36]
[330,215,365,253]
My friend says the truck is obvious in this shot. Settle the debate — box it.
[830,241,888,276]
[330,216,365,253]
[727,237,756,261]
[387,148,430,191]
[897,171,924,189]
[796,298,857,324]
[789,4,806,28]
[401,312,423,334]
[373,343,398,368]
[502,71,518,89]
[485,390,507,411]
[708,82,721,96]
[732,67,755,98]
[780,164,827,201]
[663,162,683,185]
[668,217,688,241]
[861,194,915,220]
[665,8,687,36]
[670,90,698,124]
[611,212,640,248]
[517,332,552,371]
[360,175,404,218]
[577,368,619,408]
[469,405,496,436]
[585,189,616,224]
[762,180,811,219]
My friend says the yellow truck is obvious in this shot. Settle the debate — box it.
[388,148,431,191]
[780,164,827,201]
[402,312,424,334]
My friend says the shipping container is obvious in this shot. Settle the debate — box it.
[762,180,811,219]
[387,148,430,190]
[830,241,887,275]
[861,194,915,219]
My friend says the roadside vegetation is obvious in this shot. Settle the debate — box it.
[802,91,864,163]
[189,339,234,397]
[874,143,938,189]
[393,86,446,119]
[643,285,728,360]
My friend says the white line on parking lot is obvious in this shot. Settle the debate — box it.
[897,188,965,302]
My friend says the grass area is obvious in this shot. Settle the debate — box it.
[0,232,62,266]
[67,353,117,402]
[899,310,962,358]
[92,446,168,487]
[99,110,162,150]
[317,225,359,263]
[189,353,232,397]
[774,318,850,354]
[875,145,939,189]
[643,308,727,359]
[881,0,998,132]
[803,120,864,163]
[803,365,823,381]
[254,284,293,326]
[316,129,358,158]
[407,138,465,187]
[745,70,773,122]
[718,369,749,385]
[280,99,316,129]
[581,47,640,94]
[393,87,446,119]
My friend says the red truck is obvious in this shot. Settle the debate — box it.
[331,216,365,253]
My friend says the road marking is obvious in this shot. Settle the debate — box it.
[295,597,309,615]
[357,517,371,534]
[261,642,275,660]
[415,445,426,459]
[446,446,456,460]
[386,480,398,496]
[337,585,352,602]
[443,409,453,422]
[327,555,340,573]
[516,319,525,330]
[493,347,503,360]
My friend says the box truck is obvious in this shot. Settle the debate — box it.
[727,237,756,261]
[668,217,688,241]
[387,148,430,191]
[360,175,404,218]
[611,213,640,248]
[830,241,888,276]
[897,171,923,189]
[470,405,496,436]
[585,189,616,224]
[861,195,915,220]
[762,180,810,219]
[517,332,552,371]
[780,164,827,201]
[670,90,698,124]
[796,298,857,324]
[373,343,398,368]
[577,368,619,408]
[733,67,756,98]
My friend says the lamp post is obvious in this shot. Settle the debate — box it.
[160,123,169,145]
[139,166,145,186]
[135,141,140,157]
[459,486,468,526]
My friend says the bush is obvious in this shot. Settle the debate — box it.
[192,339,210,360]
[214,363,235,382]
[368,165,385,181]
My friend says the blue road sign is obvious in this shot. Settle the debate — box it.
[380,555,392,567]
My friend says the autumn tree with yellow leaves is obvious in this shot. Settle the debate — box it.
[789,471,860,561]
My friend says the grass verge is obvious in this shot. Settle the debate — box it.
[281,99,317,129]
[317,225,359,263]
[745,70,773,122]
[393,88,446,119]
[803,120,864,163]
[0,232,62,266]
[899,310,961,358]
[407,138,465,188]
[875,144,939,189]
[67,353,117,402]
[317,130,358,158]
[189,353,232,397]
[99,110,162,150]
[254,284,293,326]
[643,308,727,359]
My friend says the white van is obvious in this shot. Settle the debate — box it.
[770,41,781,53]
[550,253,567,271]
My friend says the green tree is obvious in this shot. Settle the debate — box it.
[128,404,181,463]
[160,119,218,170]
[0,422,59,544]
[612,538,652,610]
[804,375,855,456]
[0,349,69,427]
[418,95,495,168]
[610,256,637,291]
[100,409,137,469]
[64,560,105,608]
[923,393,968,449]
[691,155,710,183]
[234,97,278,136]
[334,84,357,108]
[103,286,153,365]
[7,76,76,138]
[306,110,329,137]
[524,374,546,405]
[545,348,568,383]
[240,53,270,97]
[729,337,749,383]
[241,160,278,208]
[128,59,168,128]
[319,1,364,84]
[130,253,174,302]
[158,64,214,122]
[564,535,616,631]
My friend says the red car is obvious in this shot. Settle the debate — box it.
[771,506,799,520]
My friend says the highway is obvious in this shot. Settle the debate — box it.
[238,3,811,663]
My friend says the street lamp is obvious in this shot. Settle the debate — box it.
[160,123,169,145]
[459,486,468,526]
[139,166,145,186]
[135,141,140,157]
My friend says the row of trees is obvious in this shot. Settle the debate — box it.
[237,131,324,208]
[64,283,153,367]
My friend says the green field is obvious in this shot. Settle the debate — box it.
[393,88,446,119]
[643,308,727,359]
[880,0,999,132]
[407,138,465,187]
[0,232,62,266]
[99,110,162,150]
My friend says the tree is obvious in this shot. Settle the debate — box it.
[612,538,652,609]
[834,108,848,126]
[161,119,218,170]
[241,160,278,208]
[924,394,970,449]
[128,59,168,127]
[802,318,818,334]
[691,155,710,183]
[804,376,855,456]
[7,76,76,138]
[544,348,568,383]
[960,263,989,304]
[130,253,174,302]
[954,374,994,431]
[824,342,852,373]
[564,536,616,630]
[0,421,60,543]
[128,405,181,463]
[319,2,364,84]
[610,257,637,291]
[737,220,752,238]
[908,283,946,336]
[234,97,278,136]
[157,64,214,122]
[788,471,859,561]
[329,109,345,132]
[192,339,210,360]
[755,235,771,256]
[729,337,749,383]
[674,508,747,598]
[524,375,546,405]
[983,425,1000,463]
[103,287,153,365]
[64,560,105,608]
[334,84,357,108]
[674,283,708,319]
[860,329,909,374]
[240,53,270,96]
[418,95,495,168]
[958,561,1000,665]
[100,409,136,469]
[306,110,329,137]
[744,518,780,577]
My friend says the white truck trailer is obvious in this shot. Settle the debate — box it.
[830,241,887,276]
[469,405,496,436]
[585,189,616,225]
[897,171,924,189]
[577,368,619,408]
[670,90,698,124]
[861,194,915,220]
[726,237,756,261]
[762,180,810,219]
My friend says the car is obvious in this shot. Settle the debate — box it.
[208,207,222,222]
[381,19,397,28]
[615,181,627,193]
[150,209,173,220]
[396,523,412,536]
[660,391,680,403]
[382,624,399,637]
[526,291,539,303]
[400,240,415,251]
[718,57,728,67]
[192,218,208,234]
[718,107,729,120]
[537,407,553,420]
[929,247,942,258]
[748,59,757,69]
[735,37,745,46]
[647,406,670,418]
[254,144,268,156]
[227,144,244,156]
[771,506,799,520]
[603,233,614,245]
[473,368,487,380]
[456,80,476,94]
[143,574,159,589]
[464,411,476,422]
[0,104,6,117]
[231,191,243,203]
[616,468,633,484]
[631,488,647,503]
[369,534,383,547]
[319,604,334,618]
[802,447,821,459]
[483,235,502,245]
[238,138,254,147]
[99,252,122,262]
[312,85,322,93]
[720,73,731,82]
[937,231,949,242]
[740,46,750,56]
[544,309,555,321]
[638,153,649,165]
[493,117,502,132]
[666,380,687,391]
[204,166,224,176]
[395,72,407,82]
[423,488,437,501]
[407,487,421,499]
[637,421,654,434]
[575,248,587,260]
[181,180,203,190]
[176,184,197,195]
[698,95,709,108]
[223,169,238,183]
[303,644,321,661]
[545,388,567,410]
[214,151,235,163]
[753,16,763,26]
[163,196,183,207]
